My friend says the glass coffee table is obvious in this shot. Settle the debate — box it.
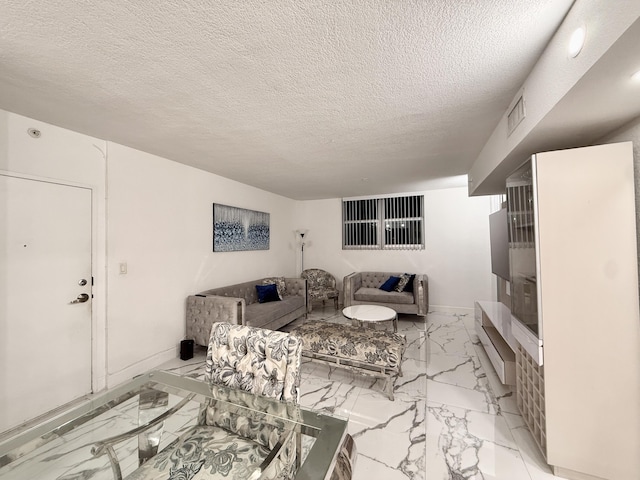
[0,371,347,480]
[342,304,398,332]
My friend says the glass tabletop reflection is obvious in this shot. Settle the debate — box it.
[0,371,347,480]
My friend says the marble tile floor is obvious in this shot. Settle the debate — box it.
[0,390,204,480]
[1,308,564,480]
[161,307,565,480]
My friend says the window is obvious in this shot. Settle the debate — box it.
[342,195,424,250]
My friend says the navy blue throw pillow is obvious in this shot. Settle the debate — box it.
[403,274,417,293]
[379,276,401,292]
[256,283,280,303]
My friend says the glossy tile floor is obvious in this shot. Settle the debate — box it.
[161,307,564,480]
[0,392,205,480]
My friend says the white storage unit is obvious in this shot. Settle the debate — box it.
[474,300,516,385]
[511,315,542,365]
[509,142,640,480]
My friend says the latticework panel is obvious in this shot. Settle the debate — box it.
[516,344,546,457]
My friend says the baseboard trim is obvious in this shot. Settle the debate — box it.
[429,305,474,315]
[552,466,606,480]
[107,347,178,389]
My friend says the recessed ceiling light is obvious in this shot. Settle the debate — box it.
[568,26,586,58]
[632,70,640,82]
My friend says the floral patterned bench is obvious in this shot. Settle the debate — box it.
[292,320,406,400]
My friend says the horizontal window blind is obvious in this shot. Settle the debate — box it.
[342,195,424,250]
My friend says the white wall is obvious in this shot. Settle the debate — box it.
[1,107,495,393]
[0,110,109,391]
[0,109,299,389]
[106,143,297,385]
[599,115,640,277]
[600,115,640,188]
[294,187,494,310]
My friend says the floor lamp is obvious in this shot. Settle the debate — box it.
[297,229,308,273]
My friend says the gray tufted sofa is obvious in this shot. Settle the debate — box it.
[186,278,307,346]
[343,271,428,316]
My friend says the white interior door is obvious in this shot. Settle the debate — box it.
[0,174,92,433]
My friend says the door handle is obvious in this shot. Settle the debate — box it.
[70,293,90,304]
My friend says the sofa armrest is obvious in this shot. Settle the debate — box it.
[343,272,362,308]
[186,295,246,346]
[414,274,429,316]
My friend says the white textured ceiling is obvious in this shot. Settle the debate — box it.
[0,0,574,200]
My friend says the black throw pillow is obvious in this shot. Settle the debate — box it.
[402,273,417,293]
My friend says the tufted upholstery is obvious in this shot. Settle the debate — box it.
[126,323,303,480]
[206,322,302,403]
[360,272,399,289]
[186,277,307,346]
[343,272,428,316]
[301,268,340,312]
[186,296,242,348]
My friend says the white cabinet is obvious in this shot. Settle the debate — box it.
[510,315,542,365]
[474,301,516,385]
[508,142,640,480]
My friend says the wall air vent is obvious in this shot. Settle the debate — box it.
[507,88,527,137]
[507,92,526,136]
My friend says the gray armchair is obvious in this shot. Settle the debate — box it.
[301,268,340,312]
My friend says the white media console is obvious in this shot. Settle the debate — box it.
[474,300,517,385]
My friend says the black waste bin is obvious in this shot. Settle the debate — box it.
[180,339,194,360]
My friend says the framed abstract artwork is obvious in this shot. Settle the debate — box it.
[213,204,270,252]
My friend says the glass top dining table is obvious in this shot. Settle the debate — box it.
[0,371,348,480]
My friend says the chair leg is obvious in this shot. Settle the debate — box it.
[137,391,168,466]
[104,445,124,480]
[296,433,302,469]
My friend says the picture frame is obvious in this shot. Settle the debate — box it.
[213,204,270,252]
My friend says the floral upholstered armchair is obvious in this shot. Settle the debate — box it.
[301,268,339,312]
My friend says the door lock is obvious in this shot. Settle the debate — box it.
[78,279,87,286]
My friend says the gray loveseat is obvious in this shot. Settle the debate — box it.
[343,271,428,316]
[186,277,307,346]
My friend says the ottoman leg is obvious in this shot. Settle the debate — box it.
[385,375,395,401]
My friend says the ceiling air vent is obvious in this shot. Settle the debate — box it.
[507,92,525,136]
